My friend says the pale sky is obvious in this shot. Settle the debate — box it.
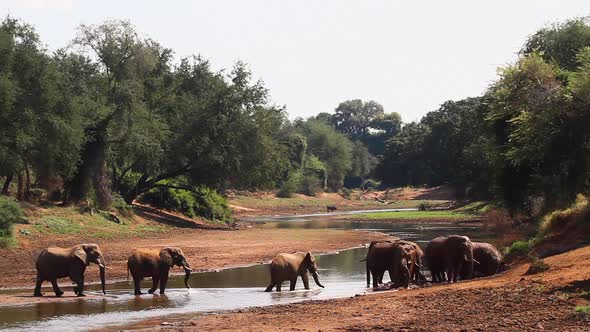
[3,1,590,122]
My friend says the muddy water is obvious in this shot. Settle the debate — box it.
[0,211,491,331]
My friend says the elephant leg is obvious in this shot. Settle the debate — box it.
[302,273,310,290]
[372,270,380,289]
[72,275,85,296]
[148,276,159,294]
[34,276,44,297]
[276,281,282,291]
[133,276,143,295]
[290,278,297,291]
[159,272,169,295]
[50,280,64,297]
[264,282,276,292]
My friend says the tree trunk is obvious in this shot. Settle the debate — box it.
[93,160,112,210]
[64,128,113,209]
[1,174,12,196]
[24,164,31,200]
[16,173,24,201]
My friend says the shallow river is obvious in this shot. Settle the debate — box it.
[0,210,492,331]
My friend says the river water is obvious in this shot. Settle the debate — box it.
[0,210,492,331]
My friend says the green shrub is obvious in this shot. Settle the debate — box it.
[575,305,590,315]
[111,193,134,218]
[140,184,231,223]
[505,239,534,256]
[525,255,550,275]
[301,175,322,196]
[362,179,381,190]
[339,187,353,199]
[0,196,23,246]
[277,171,302,198]
[418,202,431,211]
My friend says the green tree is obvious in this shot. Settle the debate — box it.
[297,120,353,190]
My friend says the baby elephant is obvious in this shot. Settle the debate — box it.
[265,252,325,292]
[127,247,192,295]
[34,244,107,297]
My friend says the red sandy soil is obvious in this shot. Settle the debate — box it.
[140,245,590,331]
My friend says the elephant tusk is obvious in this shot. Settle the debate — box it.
[472,258,480,265]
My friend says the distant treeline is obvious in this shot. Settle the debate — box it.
[1,16,590,216]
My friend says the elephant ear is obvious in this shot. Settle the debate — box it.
[74,246,89,266]
[159,248,173,267]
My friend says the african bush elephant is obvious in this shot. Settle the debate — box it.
[265,252,325,292]
[425,236,448,283]
[364,241,412,289]
[127,247,192,295]
[34,244,107,297]
[426,235,478,283]
[397,240,426,284]
[460,242,504,278]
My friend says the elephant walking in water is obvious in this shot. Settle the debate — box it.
[34,244,107,297]
[265,252,325,291]
[127,247,192,295]
[364,241,413,289]
[426,235,478,283]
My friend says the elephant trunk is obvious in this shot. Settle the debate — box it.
[182,260,192,289]
[95,255,108,294]
[99,265,106,294]
[312,271,324,288]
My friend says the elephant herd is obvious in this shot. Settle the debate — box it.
[33,235,503,297]
[33,244,192,297]
[364,235,505,290]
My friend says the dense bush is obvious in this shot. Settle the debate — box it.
[140,185,231,223]
[111,193,134,219]
[277,171,302,198]
[362,179,381,190]
[0,196,23,247]
[339,187,353,199]
[301,175,322,196]
[505,239,534,256]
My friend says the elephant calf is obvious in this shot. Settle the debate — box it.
[127,247,192,295]
[34,244,107,297]
[265,252,325,292]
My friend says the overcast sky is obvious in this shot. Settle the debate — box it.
[3,1,590,122]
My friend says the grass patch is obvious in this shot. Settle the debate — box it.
[456,201,493,213]
[231,194,451,211]
[575,305,590,315]
[0,235,16,248]
[525,256,550,275]
[25,206,167,240]
[343,210,479,220]
[504,239,534,256]
[539,194,590,237]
